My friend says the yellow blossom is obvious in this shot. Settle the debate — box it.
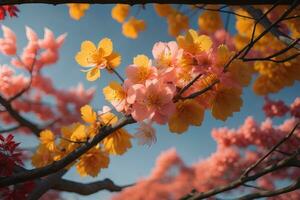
[229,60,253,87]
[103,81,126,103]
[216,45,234,67]
[177,29,212,54]
[127,54,155,83]
[55,123,87,162]
[198,10,223,33]
[76,146,109,177]
[99,111,132,155]
[59,123,82,151]
[39,130,56,151]
[81,105,97,124]
[100,112,118,125]
[253,59,300,95]
[168,99,204,133]
[134,54,150,67]
[111,4,130,23]
[32,145,54,168]
[70,123,88,142]
[154,4,175,17]
[122,17,146,39]
[211,87,243,121]
[67,4,89,20]
[167,12,189,37]
[102,128,132,155]
[75,38,121,81]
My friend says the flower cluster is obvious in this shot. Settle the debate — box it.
[31,105,132,177]
[92,29,253,136]
[0,26,95,134]
[234,7,300,95]
[154,4,190,37]
[113,96,300,200]
[111,4,146,39]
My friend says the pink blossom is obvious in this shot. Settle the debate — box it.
[152,41,182,69]
[0,25,17,55]
[125,63,157,84]
[291,97,300,118]
[38,28,67,50]
[134,121,156,147]
[130,79,176,124]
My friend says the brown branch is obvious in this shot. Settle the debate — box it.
[241,38,300,62]
[181,154,299,200]
[8,78,32,103]
[111,68,124,83]
[240,1,281,58]
[0,0,297,6]
[243,4,300,51]
[0,115,135,188]
[174,73,203,101]
[195,5,254,20]
[12,164,130,198]
[180,79,220,100]
[242,123,299,178]
[27,170,67,200]
[237,178,300,200]
[181,124,300,200]
[0,125,21,134]
[242,183,269,191]
[53,178,132,195]
[0,95,41,136]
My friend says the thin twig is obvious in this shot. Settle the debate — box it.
[110,68,124,83]
[0,125,21,134]
[241,123,299,178]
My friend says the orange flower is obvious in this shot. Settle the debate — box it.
[111,4,130,23]
[122,17,146,39]
[67,4,89,20]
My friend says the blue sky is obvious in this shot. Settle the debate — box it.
[1,4,300,200]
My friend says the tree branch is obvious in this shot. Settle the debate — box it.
[181,154,298,200]
[237,178,300,200]
[27,170,67,200]
[0,115,135,188]
[181,123,300,200]
[0,125,21,134]
[0,95,41,136]
[53,178,132,195]
[242,4,300,51]
[242,123,299,178]
[0,0,297,6]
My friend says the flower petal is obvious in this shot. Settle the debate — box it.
[86,67,100,81]
[98,38,113,57]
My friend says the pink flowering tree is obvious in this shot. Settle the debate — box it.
[0,1,300,200]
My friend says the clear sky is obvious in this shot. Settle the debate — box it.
[1,4,299,200]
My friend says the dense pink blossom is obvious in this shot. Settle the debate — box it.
[0,26,95,135]
[113,97,300,200]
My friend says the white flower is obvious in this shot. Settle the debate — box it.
[97,105,112,116]
[134,121,156,147]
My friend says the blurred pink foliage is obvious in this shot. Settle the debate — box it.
[0,26,95,134]
[113,97,300,200]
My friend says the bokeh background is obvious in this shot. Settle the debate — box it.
[1,4,299,199]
